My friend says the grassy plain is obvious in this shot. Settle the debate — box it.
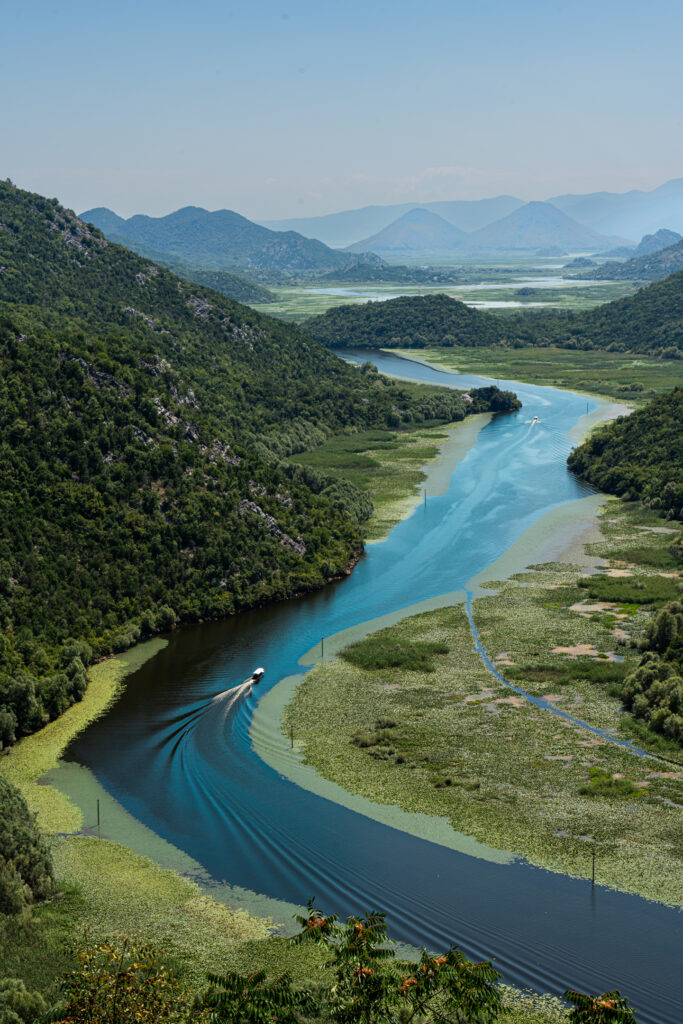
[396,347,683,402]
[283,501,683,906]
[251,279,634,322]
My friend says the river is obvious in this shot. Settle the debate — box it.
[64,351,682,1024]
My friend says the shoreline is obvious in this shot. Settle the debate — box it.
[365,411,493,544]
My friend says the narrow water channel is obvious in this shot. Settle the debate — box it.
[65,352,682,1024]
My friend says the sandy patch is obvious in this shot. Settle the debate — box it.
[553,643,599,657]
[637,525,676,534]
[495,696,525,707]
[542,694,566,703]
[658,572,680,579]
[648,771,683,781]
[611,628,630,641]
[382,683,400,692]
[569,601,617,616]
[604,568,633,578]
[544,754,573,761]
[493,652,515,666]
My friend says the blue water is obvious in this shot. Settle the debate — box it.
[67,352,682,1023]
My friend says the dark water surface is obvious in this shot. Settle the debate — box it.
[67,352,682,1023]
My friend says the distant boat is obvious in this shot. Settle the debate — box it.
[250,667,265,684]
[525,415,541,425]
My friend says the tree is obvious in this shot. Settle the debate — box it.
[292,901,502,1024]
[564,988,637,1023]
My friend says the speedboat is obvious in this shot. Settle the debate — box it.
[251,667,265,683]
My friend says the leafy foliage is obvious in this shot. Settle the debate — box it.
[620,602,683,745]
[0,181,517,743]
[568,388,683,519]
[292,901,503,1024]
[0,978,47,1024]
[564,988,637,1023]
[203,969,314,1024]
[0,776,53,915]
[306,274,683,356]
[50,939,201,1023]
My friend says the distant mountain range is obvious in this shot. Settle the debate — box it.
[585,240,683,282]
[599,228,682,260]
[80,206,381,281]
[345,201,622,255]
[260,178,683,248]
[261,196,523,248]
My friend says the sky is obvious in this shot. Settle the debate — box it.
[2,0,683,220]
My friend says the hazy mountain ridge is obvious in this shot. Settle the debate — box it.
[345,208,469,253]
[600,228,682,260]
[585,240,683,282]
[81,205,383,281]
[259,178,683,248]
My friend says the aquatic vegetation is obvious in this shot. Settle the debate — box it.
[283,503,683,906]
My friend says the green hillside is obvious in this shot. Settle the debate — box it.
[81,204,382,281]
[0,182,517,745]
[587,240,683,282]
[567,387,683,518]
[306,272,683,355]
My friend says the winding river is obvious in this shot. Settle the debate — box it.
[65,352,682,1024]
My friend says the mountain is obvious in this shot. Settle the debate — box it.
[306,271,683,356]
[467,201,620,252]
[345,208,469,254]
[80,205,382,280]
[586,240,683,282]
[0,181,516,744]
[568,387,683,520]
[600,228,682,260]
[260,197,524,247]
[549,178,683,239]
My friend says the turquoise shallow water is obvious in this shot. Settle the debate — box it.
[67,354,682,1023]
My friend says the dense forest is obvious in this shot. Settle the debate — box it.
[0,182,518,745]
[567,388,683,519]
[306,274,683,356]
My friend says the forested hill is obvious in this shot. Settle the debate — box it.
[585,240,683,282]
[0,181,518,746]
[568,387,683,519]
[81,204,383,281]
[306,273,683,356]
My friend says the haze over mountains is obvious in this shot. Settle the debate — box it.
[82,177,683,273]
[80,205,381,280]
[262,178,683,248]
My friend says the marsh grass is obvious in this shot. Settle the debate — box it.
[342,632,449,671]
[288,424,451,541]
[0,640,167,832]
[399,347,683,402]
[283,501,683,906]
[578,574,681,606]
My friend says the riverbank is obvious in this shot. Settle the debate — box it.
[0,639,281,998]
[287,412,492,543]
[390,346,683,404]
[281,499,683,907]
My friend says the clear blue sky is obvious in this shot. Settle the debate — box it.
[3,0,682,219]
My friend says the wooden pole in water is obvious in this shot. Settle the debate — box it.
[290,725,294,749]
[424,488,427,507]
[592,848,596,886]
[97,799,100,839]
[321,636,324,659]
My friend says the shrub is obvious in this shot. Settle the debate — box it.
[0,777,53,915]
